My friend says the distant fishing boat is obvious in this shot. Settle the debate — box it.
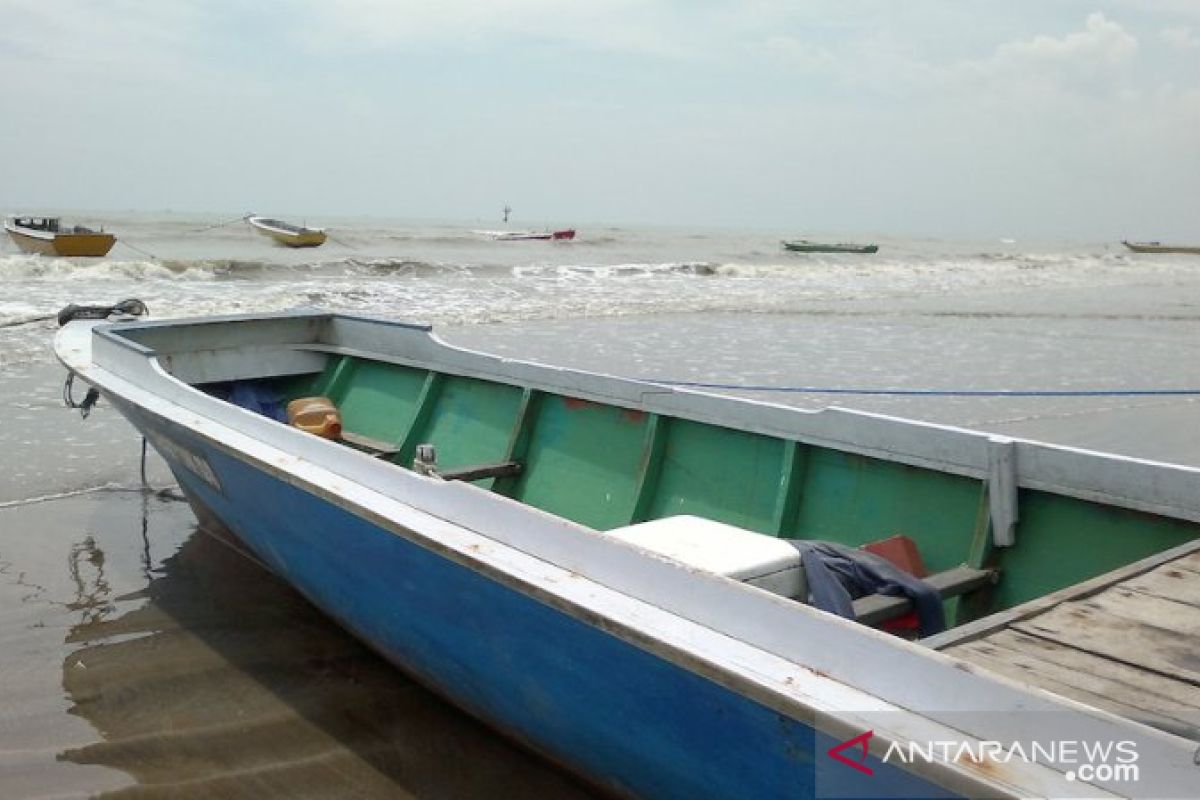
[247,216,327,248]
[4,215,116,257]
[480,229,576,241]
[51,306,1200,799]
[1122,240,1200,255]
[782,239,878,254]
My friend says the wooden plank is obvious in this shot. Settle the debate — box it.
[948,483,997,628]
[1123,564,1200,609]
[340,430,401,457]
[315,354,353,398]
[853,567,993,627]
[440,461,523,483]
[395,371,444,465]
[950,640,1200,741]
[1081,586,1200,639]
[982,629,1200,713]
[924,537,1200,650]
[1012,590,1200,686]
[1170,551,1200,574]
[771,441,806,536]
[629,414,667,523]
[492,388,539,497]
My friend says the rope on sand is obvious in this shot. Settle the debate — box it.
[0,484,183,510]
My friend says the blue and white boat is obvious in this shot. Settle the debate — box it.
[54,308,1200,798]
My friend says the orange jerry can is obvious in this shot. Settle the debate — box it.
[286,396,343,440]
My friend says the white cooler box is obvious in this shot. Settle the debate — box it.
[605,514,806,599]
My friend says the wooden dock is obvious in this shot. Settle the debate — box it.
[931,541,1200,742]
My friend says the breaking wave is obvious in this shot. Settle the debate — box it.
[4,220,1198,369]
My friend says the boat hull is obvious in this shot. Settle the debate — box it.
[5,226,116,257]
[251,227,327,248]
[247,217,327,248]
[1122,241,1200,255]
[53,311,1200,798]
[494,229,576,241]
[782,242,878,254]
[117,399,951,800]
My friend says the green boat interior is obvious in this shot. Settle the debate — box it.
[186,348,1200,637]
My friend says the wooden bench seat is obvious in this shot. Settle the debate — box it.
[340,431,401,458]
[439,461,523,482]
[852,565,996,626]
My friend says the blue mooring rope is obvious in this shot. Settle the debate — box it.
[646,381,1200,397]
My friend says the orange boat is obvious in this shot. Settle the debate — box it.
[4,216,116,257]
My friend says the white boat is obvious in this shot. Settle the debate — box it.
[475,229,576,241]
[247,216,327,248]
[5,215,116,257]
[52,307,1200,798]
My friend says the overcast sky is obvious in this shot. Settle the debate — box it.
[2,1,1198,239]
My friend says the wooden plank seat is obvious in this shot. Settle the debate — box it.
[338,433,522,482]
[852,565,996,627]
[439,461,524,482]
[340,431,401,458]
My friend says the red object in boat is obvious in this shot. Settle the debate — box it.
[862,535,927,635]
[551,229,576,240]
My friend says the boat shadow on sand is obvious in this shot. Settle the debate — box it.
[56,491,595,799]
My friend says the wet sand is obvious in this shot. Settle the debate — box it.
[0,367,596,799]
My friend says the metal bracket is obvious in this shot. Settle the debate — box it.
[413,443,439,477]
[988,437,1018,547]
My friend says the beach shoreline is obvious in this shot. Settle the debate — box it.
[0,358,599,799]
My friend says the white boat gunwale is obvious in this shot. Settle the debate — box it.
[247,215,325,236]
[116,310,1200,530]
[4,218,58,241]
[55,313,1200,796]
[5,216,109,238]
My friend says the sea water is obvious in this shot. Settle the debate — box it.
[3,211,1187,370]
[4,212,1199,458]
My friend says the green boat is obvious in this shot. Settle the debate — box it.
[1122,240,1200,255]
[782,239,878,254]
[54,308,1200,798]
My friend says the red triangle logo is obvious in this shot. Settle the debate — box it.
[827,730,875,776]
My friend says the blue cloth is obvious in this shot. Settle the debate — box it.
[786,540,946,636]
[228,382,287,422]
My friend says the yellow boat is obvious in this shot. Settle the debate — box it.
[4,215,116,257]
[247,215,327,248]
